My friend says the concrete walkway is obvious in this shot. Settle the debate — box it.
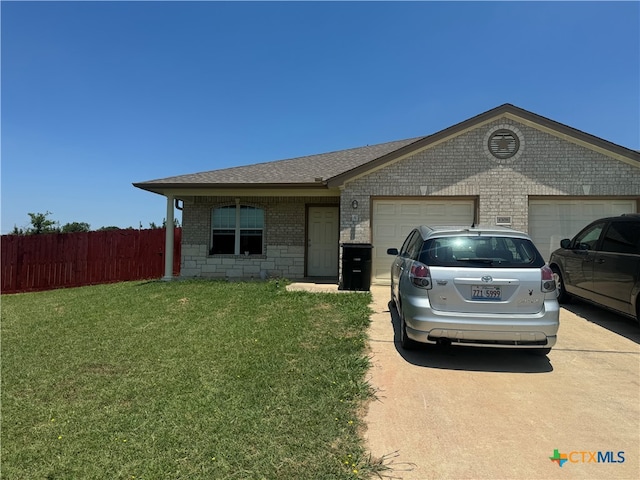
[286,281,342,293]
[286,281,370,294]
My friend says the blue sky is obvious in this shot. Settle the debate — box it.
[2,1,639,234]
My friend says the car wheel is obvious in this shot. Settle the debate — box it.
[552,267,571,304]
[530,348,552,356]
[399,304,419,350]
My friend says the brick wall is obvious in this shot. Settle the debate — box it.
[177,117,638,281]
[340,119,639,243]
[181,196,338,279]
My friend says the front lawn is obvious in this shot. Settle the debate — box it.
[1,280,378,479]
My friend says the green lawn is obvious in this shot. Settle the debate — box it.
[1,280,382,480]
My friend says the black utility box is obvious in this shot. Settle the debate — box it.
[339,243,373,291]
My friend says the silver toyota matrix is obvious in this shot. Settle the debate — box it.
[387,225,559,354]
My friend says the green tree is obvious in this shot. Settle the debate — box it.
[61,222,91,233]
[162,218,181,228]
[26,212,59,235]
[148,218,180,229]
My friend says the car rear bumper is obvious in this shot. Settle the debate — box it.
[402,296,559,348]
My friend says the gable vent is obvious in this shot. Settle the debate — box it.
[488,129,520,159]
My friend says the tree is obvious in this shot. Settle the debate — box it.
[26,211,59,235]
[162,218,181,228]
[148,218,180,229]
[61,222,91,233]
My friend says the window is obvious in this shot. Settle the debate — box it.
[601,221,640,254]
[572,222,605,251]
[405,232,423,260]
[420,236,544,268]
[211,205,264,255]
[400,230,420,258]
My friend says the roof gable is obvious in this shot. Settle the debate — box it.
[134,104,640,194]
[327,104,640,187]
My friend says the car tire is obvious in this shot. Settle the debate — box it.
[399,304,419,350]
[530,348,552,356]
[552,267,571,304]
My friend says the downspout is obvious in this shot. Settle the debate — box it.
[163,194,175,281]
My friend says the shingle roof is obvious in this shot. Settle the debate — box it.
[134,136,424,188]
[134,103,640,193]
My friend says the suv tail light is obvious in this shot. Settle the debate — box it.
[541,265,556,293]
[410,261,432,289]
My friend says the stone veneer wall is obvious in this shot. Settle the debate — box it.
[340,119,640,244]
[180,196,339,279]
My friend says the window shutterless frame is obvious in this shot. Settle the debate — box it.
[211,205,264,255]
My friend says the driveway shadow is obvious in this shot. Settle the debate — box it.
[386,302,553,373]
[561,300,640,345]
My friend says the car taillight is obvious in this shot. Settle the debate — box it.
[541,265,556,293]
[410,261,432,289]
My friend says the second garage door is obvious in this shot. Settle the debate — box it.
[529,198,637,260]
[371,198,476,284]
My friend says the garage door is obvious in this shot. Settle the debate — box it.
[371,199,475,284]
[529,199,637,260]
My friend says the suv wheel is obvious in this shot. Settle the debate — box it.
[552,267,571,304]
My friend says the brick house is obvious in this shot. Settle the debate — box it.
[133,104,640,285]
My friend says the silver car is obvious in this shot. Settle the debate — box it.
[387,226,559,354]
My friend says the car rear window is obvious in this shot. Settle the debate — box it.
[419,236,545,268]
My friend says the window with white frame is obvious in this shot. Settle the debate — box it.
[211,205,264,255]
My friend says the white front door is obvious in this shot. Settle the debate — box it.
[307,206,339,277]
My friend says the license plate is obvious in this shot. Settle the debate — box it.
[472,285,501,300]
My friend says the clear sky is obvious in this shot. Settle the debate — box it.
[2,1,639,234]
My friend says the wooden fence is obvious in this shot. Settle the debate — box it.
[1,228,181,294]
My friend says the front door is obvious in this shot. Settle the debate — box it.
[307,206,339,277]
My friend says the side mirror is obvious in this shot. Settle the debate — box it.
[387,248,399,256]
[560,239,571,249]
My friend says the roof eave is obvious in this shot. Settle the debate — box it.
[132,181,331,195]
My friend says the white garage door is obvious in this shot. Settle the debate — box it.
[529,199,637,260]
[371,199,475,284]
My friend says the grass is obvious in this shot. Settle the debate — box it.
[1,280,381,480]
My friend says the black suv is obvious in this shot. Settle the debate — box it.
[549,214,640,323]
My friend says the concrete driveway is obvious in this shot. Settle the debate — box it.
[364,285,640,480]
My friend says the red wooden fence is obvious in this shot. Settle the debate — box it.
[1,228,181,294]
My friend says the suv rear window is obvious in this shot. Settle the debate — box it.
[419,236,545,268]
